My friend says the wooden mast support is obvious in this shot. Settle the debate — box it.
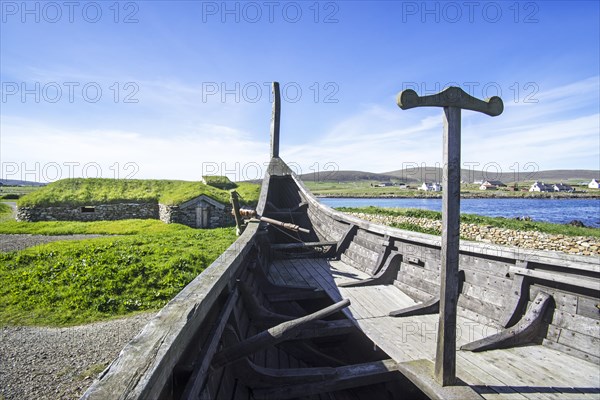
[271,82,281,158]
[230,190,245,235]
[397,86,503,386]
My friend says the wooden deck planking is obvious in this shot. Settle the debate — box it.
[266,257,600,400]
[455,354,529,400]
[460,351,562,400]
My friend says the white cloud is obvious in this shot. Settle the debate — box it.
[0,116,268,182]
[282,77,600,173]
[2,77,598,183]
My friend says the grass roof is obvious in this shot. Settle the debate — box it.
[17,178,260,207]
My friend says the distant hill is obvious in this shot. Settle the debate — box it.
[297,170,413,183]
[0,179,45,186]
[299,168,599,184]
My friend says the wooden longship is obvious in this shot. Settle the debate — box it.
[82,84,600,400]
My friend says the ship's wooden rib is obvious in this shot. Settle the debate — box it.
[252,359,402,400]
[212,299,350,368]
[461,291,552,352]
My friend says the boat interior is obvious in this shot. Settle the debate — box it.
[175,159,600,400]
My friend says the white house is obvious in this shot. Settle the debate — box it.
[419,182,442,192]
[529,181,553,192]
[589,179,599,189]
[479,184,497,190]
[553,183,574,192]
[483,180,506,187]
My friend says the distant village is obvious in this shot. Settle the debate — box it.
[372,179,600,192]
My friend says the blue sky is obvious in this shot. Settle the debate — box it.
[1,1,598,182]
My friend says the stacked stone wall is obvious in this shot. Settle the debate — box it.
[348,212,600,256]
[16,203,159,222]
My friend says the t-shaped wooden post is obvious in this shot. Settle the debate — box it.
[397,86,503,386]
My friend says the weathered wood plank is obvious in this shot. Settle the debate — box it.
[398,269,441,296]
[461,282,506,308]
[577,295,600,321]
[271,241,337,250]
[456,353,528,399]
[396,359,484,400]
[459,351,561,400]
[468,348,570,400]
[213,299,350,368]
[530,284,579,314]
[402,262,441,285]
[181,289,240,399]
[507,345,600,387]
[270,83,280,158]
[252,359,401,400]
[457,293,504,323]
[551,310,600,338]
[394,279,436,303]
[389,296,439,318]
[462,269,514,293]
[554,325,600,358]
[542,338,600,365]
[510,266,600,292]
[340,253,364,273]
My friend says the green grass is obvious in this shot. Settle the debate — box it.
[0,203,13,223]
[337,206,600,237]
[0,219,237,326]
[203,175,236,189]
[17,178,260,207]
[0,203,11,215]
[0,218,182,235]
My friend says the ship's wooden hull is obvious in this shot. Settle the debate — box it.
[82,158,600,400]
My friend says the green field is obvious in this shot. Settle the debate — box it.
[0,220,237,326]
[0,185,41,200]
[337,206,600,238]
[18,178,260,207]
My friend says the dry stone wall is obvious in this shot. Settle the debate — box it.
[16,202,235,229]
[16,203,159,222]
[348,212,600,257]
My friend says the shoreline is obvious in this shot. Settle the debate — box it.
[315,193,600,199]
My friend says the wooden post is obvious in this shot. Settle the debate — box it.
[229,190,244,235]
[270,82,281,159]
[397,87,503,386]
[437,105,461,385]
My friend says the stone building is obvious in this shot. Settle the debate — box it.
[16,195,234,229]
[159,195,234,228]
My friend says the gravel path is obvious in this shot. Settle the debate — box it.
[0,234,108,252]
[0,312,156,400]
